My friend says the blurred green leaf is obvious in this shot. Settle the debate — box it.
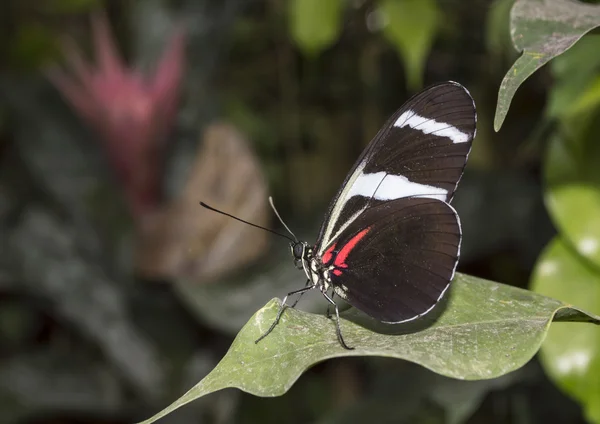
[494,0,600,131]
[545,116,600,267]
[45,0,100,13]
[380,0,440,90]
[289,0,344,57]
[547,35,600,119]
[319,361,527,424]
[545,183,600,268]
[486,0,516,61]
[138,273,600,424]
[174,245,325,335]
[569,75,600,118]
[8,24,60,70]
[531,237,600,424]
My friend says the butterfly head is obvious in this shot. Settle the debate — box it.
[290,241,312,270]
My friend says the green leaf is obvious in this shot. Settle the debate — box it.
[545,183,600,268]
[137,273,600,424]
[569,75,600,118]
[544,118,600,267]
[380,0,440,90]
[289,0,344,57]
[546,35,600,119]
[531,237,600,424]
[493,0,600,131]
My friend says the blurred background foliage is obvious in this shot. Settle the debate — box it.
[0,0,599,423]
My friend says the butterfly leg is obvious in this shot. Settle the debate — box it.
[255,284,316,345]
[291,279,312,308]
[322,292,354,350]
[326,291,336,319]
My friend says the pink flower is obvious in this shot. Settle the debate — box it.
[47,12,186,218]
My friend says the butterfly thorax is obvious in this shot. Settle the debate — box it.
[290,241,332,293]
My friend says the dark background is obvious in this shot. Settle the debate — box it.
[0,0,594,423]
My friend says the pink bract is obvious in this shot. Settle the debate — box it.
[48,12,186,218]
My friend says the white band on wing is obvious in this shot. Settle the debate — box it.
[395,110,470,144]
[347,171,448,202]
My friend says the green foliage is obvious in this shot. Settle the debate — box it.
[7,24,60,70]
[45,0,100,13]
[138,273,600,423]
[546,35,600,119]
[498,2,600,422]
[532,238,600,424]
[544,34,600,266]
[485,0,516,62]
[379,0,440,90]
[570,77,600,118]
[287,0,442,90]
[2,0,100,69]
[9,1,599,421]
[494,0,600,131]
[289,0,344,57]
[544,129,600,268]
[534,66,600,423]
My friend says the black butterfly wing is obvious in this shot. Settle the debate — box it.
[315,81,476,257]
[320,197,460,323]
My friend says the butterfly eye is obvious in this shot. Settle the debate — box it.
[292,242,304,259]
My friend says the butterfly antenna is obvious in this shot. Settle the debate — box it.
[200,201,295,242]
[269,196,298,242]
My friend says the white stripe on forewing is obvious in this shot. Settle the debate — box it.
[319,161,367,253]
[318,170,448,255]
[347,171,448,202]
[321,207,366,255]
[394,110,469,144]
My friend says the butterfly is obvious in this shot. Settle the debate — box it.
[203,81,476,349]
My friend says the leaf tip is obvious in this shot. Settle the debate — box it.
[494,112,506,132]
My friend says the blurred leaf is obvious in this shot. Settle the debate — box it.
[547,35,600,118]
[0,300,42,347]
[289,0,344,57]
[429,373,525,424]
[2,79,165,398]
[545,184,600,267]
[8,24,60,70]
[545,118,600,267]
[135,123,269,282]
[486,0,516,61]
[138,273,600,423]
[174,244,325,334]
[380,0,440,90]
[494,0,600,131]
[225,97,278,152]
[45,0,101,13]
[531,237,600,424]
[569,75,600,117]
[319,361,528,424]
[0,347,123,424]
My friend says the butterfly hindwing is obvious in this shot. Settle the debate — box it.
[320,197,461,323]
[316,82,476,255]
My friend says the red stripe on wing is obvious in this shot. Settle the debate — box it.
[322,243,337,265]
[334,228,371,269]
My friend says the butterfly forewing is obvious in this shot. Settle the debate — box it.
[321,197,461,323]
[316,82,476,255]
